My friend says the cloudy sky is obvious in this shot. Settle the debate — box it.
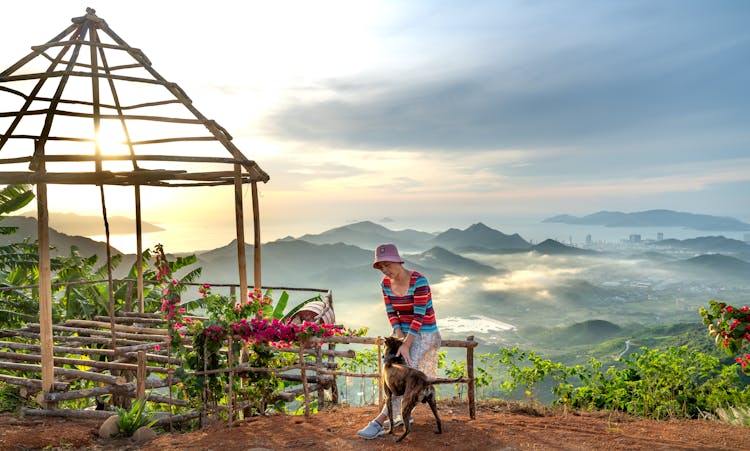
[1,1,748,251]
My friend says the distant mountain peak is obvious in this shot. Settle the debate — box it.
[433,222,530,251]
[295,221,434,252]
[465,222,493,232]
[543,209,750,231]
[532,239,597,255]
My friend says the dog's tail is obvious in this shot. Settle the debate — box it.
[427,376,464,386]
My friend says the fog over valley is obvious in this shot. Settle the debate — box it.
[6,210,747,361]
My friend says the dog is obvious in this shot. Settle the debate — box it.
[382,335,443,442]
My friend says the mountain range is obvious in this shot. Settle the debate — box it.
[2,214,750,344]
[651,236,750,255]
[197,222,749,297]
[2,215,749,292]
[18,212,164,235]
[0,216,119,258]
[543,209,750,231]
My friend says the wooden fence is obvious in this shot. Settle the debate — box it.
[0,280,479,426]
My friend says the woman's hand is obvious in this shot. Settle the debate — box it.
[397,342,412,365]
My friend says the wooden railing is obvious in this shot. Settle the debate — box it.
[0,279,480,425]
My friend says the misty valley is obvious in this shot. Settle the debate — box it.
[7,214,748,369]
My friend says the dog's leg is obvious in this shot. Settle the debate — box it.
[426,392,442,434]
[386,390,395,435]
[395,391,419,442]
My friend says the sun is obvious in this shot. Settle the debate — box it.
[94,120,128,156]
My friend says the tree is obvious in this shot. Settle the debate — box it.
[0,184,39,327]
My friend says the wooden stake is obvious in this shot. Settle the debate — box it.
[466,336,476,420]
[136,350,146,401]
[299,346,309,417]
[227,335,233,427]
[377,338,383,409]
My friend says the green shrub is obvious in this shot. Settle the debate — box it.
[495,345,750,420]
[0,382,23,412]
[116,398,157,437]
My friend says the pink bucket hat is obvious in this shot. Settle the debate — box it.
[373,243,404,269]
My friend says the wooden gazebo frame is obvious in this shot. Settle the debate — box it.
[0,8,269,400]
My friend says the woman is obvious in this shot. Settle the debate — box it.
[357,243,441,440]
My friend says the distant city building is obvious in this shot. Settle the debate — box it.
[629,234,641,243]
[657,232,664,241]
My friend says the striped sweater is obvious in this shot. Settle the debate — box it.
[382,271,438,336]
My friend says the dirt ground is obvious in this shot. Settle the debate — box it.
[2,399,749,450]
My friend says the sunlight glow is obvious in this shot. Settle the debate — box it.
[431,275,470,303]
[482,267,580,292]
[94,121,127,156]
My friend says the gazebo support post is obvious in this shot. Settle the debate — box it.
[251,181,261,290]
[233,164,249,298]
[36,181,55,408]
[135,185,144,312]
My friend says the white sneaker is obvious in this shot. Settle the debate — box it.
[356,420,385,439]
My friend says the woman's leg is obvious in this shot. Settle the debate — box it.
[411,331,441,378]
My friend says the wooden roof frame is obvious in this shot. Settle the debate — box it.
[0,8,269,400]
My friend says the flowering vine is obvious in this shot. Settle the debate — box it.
[153,245,352,413]
[196,283,346,346]
[700,300,750,374]
[154,243,191,350]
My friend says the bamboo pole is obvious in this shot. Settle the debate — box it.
[97,183,117,354]
[0,374,68,392]
[135,185,144,312]
[36,179,54,405]
[0,329,163,348]
[24,323,167,341]
[0,351,168,373]
[22,408,116,420]
[42,377,172,403]
[124,279,133,313]
[233,163,248,298]
[251,181,261,289]
[62,319,168,335]
[3,361,126,385]
[0,153,254,165]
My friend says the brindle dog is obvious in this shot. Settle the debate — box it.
[382,336,442,442]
